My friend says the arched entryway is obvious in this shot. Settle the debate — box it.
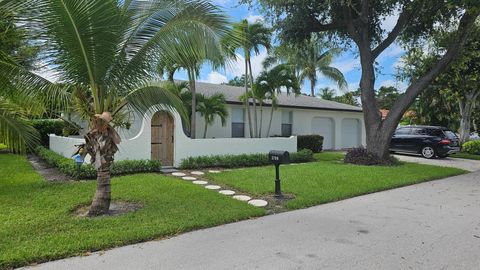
[151,111,174,166]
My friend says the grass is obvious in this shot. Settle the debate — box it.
[0,154,264,269]
[208,152,467,210]
[452,152,480,160]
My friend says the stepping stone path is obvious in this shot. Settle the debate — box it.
[208,170,221,173]
[192,180,208,185]
[219,190,235,196]
[205,185,221,190]
[232,195,251,201]
[248,199,268,207]
[172,172,186,177]
[191,171,205,176]
[182,176,196,181]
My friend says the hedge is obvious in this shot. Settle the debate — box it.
[29,119,79,146]
[462,140,480,155]
[179,149,314,169]
[34,146,160,179]
[297,135,324,153]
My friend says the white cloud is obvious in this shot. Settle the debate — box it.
[331,57,360,74]
[381,13,399,33]
[226,49,268,78]
[211,0,232,7]
[201,71,228,84]
[245,14,265,24]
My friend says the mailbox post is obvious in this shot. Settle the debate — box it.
[268,150,290,198]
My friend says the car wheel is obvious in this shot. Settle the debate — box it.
[421,146,436,159]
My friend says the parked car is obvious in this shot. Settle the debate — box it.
[390,126,460,159]
[470,132,480,141]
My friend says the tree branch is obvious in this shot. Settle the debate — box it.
[385,9,480,127]
[371,3,416,59]
[311,21,346,32]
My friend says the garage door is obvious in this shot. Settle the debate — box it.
[341,118,361,148]
[311,117,335,149]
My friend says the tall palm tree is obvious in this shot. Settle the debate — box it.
[2,0,232,216]
[297,35,347,96]
[159,31,234,139]
[227,20,271,138]
[254,64,300,137]
[197,93,228,138]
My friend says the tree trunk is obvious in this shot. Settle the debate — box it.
[248,59,258,137]
[244,59,253,138]
[258,102,263,138]
[458,92,478,145]
[85,115,119,217]
[88,165,112,216]
[203,119,208,139]
[266,102,275,137]
[188,68,196,139]
[310,78,316,97]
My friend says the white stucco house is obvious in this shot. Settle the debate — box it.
[50,82,365,167]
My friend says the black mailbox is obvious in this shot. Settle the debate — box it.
[268,150,289,198]
[269,150,290,165]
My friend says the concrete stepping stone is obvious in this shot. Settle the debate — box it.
[205,185,221,190]
[248,199,268,207]
[191,171,205,175]
[182,176,196,181]
[232,195,251,201]
[219,190,235,196]
[171,172,186,177]
[192,180,208,185]
[208,170,221,173]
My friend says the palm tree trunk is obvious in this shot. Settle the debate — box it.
[258,102,263,138]
[248,59,258,137]
[86,126,118,217]
[310,77,316,97]
[266,102,275,137]
[244,59,253,138]
[188,68,196,139]
[203,118,208,138]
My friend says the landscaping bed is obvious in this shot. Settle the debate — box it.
[0,154,264,269]
[207,152,467,210]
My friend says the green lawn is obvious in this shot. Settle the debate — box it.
[208,152,467,210]
[0,154,264,269]
[452,152,480,160]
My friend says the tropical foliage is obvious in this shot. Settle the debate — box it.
[197,93,228,138]
[1,0,234,216]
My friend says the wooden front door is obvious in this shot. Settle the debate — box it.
[151,111,174,166]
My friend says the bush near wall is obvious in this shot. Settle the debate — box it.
[34,146,160,179]
[180,149,314,169]
[462,140,480,155]
[297,135,324,153]
[29,119,79,147]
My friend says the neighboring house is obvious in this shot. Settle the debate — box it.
[50,82,365,167]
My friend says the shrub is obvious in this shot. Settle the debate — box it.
[29,119,79,147]
[344,147,397,166]
[462,140,480,155]
[180,149,314,169]
[34,146,160,179]
[297,135,324,153]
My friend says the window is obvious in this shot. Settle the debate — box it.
[231,108,245,138]
[411,128,428,135]
[281,111,293,137]
[394,128,410,135]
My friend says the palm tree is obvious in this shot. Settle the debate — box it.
[297,35,347,96]
[197,93,228,138]
[2,0,232,216]
[227,20,271,138]
[159,31,234,139]
[318,87,336,100]
[254,64,300,137]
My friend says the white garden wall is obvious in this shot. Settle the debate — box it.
[50,108,297,167]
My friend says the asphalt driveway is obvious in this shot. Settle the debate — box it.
[22,171,480,270]
[394,154,480,172]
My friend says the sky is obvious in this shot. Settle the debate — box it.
[37,0,407,96]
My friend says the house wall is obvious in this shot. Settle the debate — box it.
[195,104,366,149]
[50,108,297,167]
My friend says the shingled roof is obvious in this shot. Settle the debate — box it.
[195,82,362,112]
